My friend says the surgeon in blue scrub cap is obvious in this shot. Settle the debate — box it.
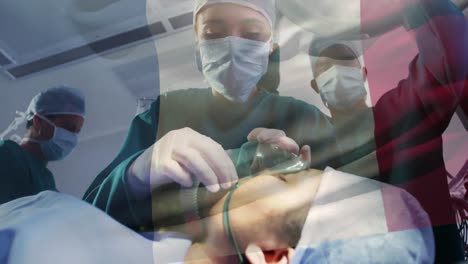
[0,86,86,204]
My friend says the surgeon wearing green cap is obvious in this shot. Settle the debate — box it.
[84,0,340,232]
[0,86,86,204]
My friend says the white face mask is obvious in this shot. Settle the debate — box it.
[26,115,79,161]
[197,36,270,103]
[316,65,367,110]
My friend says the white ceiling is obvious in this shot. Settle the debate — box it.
[0,0,193,70]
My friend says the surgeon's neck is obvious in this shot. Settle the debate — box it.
[157,213,214,244]
[20,140,47,164]
[211,86,259,103]
[156,197,247,260]
[185,242,240,264]
[329,100,369,119]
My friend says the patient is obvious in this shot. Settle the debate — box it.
[150,149,435,263]
[0,143,434,263]
[183,169,321,263]
[0,167,434,264]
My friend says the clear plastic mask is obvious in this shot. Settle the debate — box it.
[227,141,310,178]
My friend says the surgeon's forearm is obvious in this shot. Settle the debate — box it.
[408,0,467,86]
[151,184,227,227]
[150,183,228,242]
[360,10,403,38]
[452,0,468,10]
[126,148,153,199]
[359,0,467,38]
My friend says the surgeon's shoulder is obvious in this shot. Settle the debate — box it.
[159,88,211,109]
[160,88,210,101]
[138,88,210,120]
[0,140,21,156]
[267,93,320,110]
[0,140,24,167]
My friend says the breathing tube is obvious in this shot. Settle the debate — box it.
[223,182,245,263]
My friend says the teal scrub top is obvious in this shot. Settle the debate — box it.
[84,89,340,231]
[0,140,57,204]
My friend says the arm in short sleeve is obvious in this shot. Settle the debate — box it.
[84,151,153,231]
[374,0,468,138]
[83,98,159,200]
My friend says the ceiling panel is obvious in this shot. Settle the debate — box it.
[159,0,192,9]
[0,0,194,79]
[0,0,145,62]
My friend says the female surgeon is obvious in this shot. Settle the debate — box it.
[0,86,86,204]
[84,0,339,232]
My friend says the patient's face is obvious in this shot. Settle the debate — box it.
[204,169,323,255]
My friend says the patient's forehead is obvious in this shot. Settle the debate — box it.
[210,169,321,215]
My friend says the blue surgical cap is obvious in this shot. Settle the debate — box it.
[194,0,276,28]
[309,39,365,68]
[26,86,86,120]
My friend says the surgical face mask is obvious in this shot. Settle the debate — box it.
[27,115,79,161]
[316,65,367,110]
[198,36,270,103]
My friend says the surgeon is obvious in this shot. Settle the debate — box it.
[307,1,467,262]
[84,0,339,232]
[0,86,86,204]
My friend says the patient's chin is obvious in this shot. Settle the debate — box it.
[185,243,242,264]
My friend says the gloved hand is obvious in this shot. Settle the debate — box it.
[247,128,301,154]
[128,127,238,196]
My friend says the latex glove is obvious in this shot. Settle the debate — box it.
[247,128,300,154]
[128,127,238,195]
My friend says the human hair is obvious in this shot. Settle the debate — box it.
[26,119,33,129]
[317,43,359,61]
[309,42,360,76]
[269,200,312,248]
[309,41,359,61]
[25,115,58,130]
